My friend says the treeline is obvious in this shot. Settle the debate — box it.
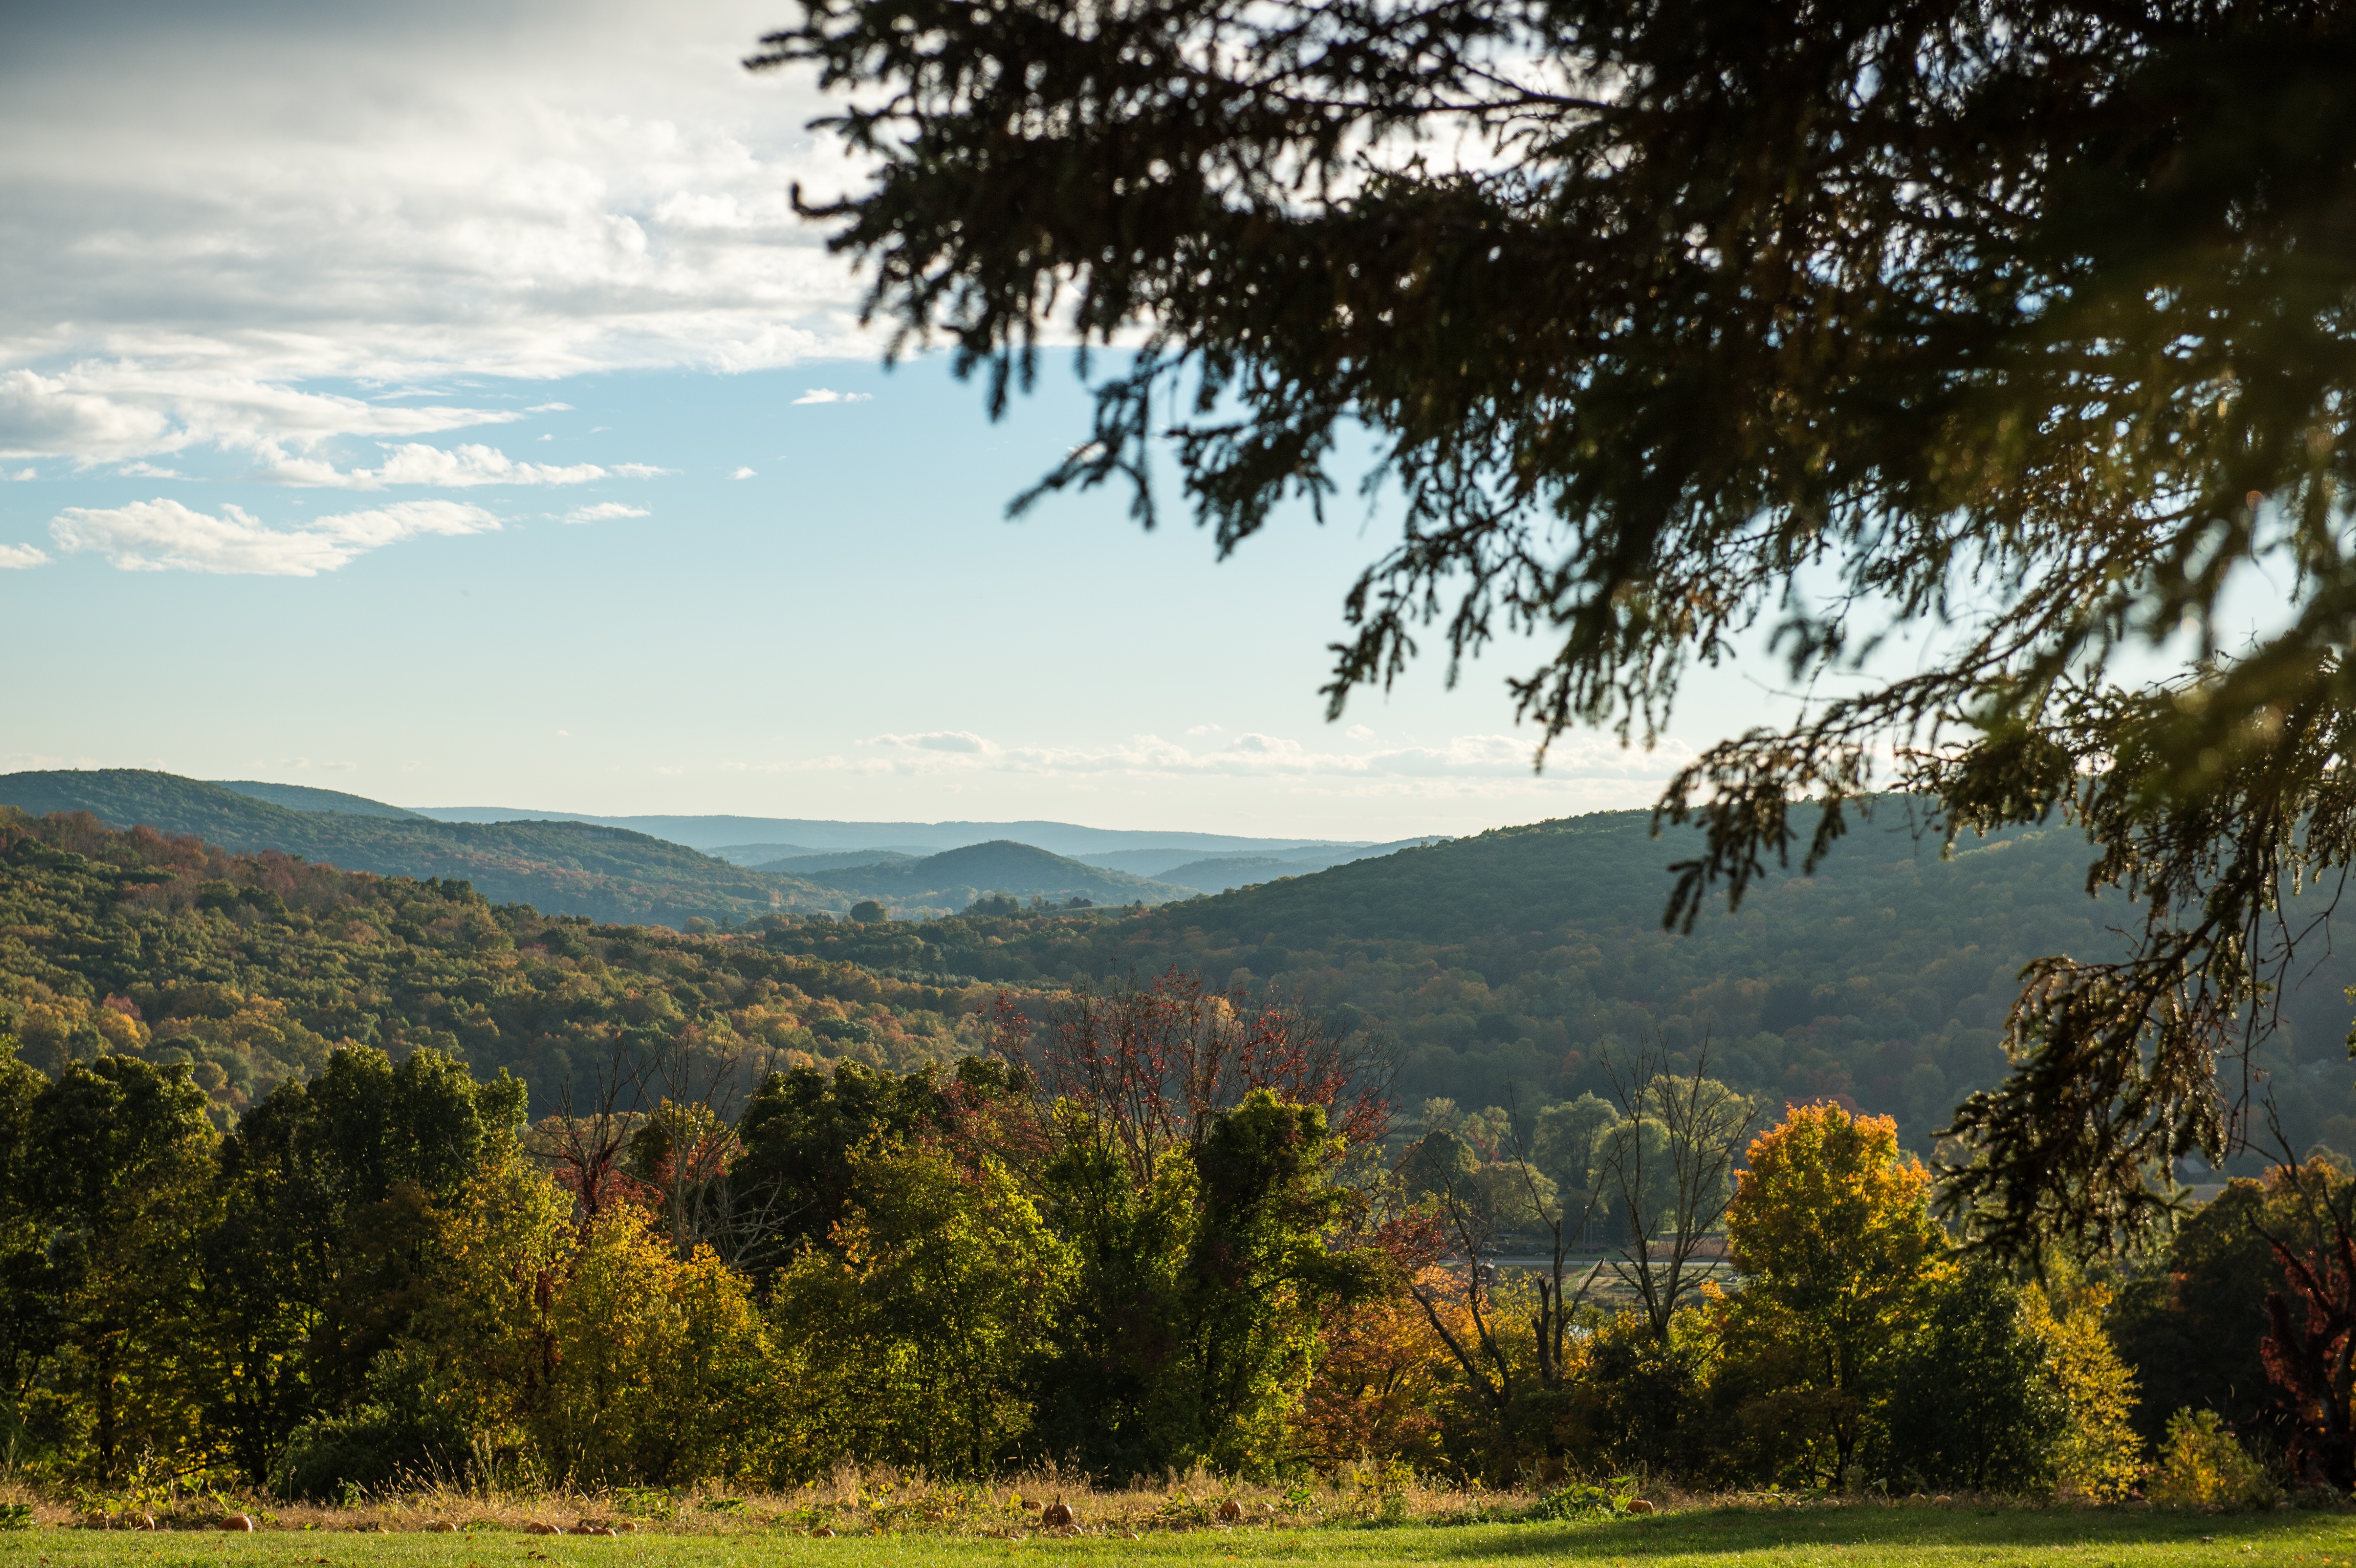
[760,810,2356,1159]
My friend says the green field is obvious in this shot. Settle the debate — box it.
[12,1511,2356,1568]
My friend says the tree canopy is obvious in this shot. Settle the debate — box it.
[758,0,2356,1255]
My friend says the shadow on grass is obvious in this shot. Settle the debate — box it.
[1412,1503,2333,1559]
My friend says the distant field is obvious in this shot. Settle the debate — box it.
[17,1508,2356,1568]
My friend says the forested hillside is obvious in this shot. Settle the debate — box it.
[0,807,1007,1122]
[0,771,827,926]
[213,781,427,818]
[762,806,2356,1158]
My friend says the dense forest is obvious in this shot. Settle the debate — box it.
[0,807,1003,1123]
[764,811,2356,1162]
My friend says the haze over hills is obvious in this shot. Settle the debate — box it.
[776,839,1193,908]
[1073,836,1446,884]
[0,770,824,926]
[0,771,1249,921]
[408,807,1356,858]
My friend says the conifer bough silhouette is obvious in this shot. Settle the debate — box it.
[755,0,2356,1258]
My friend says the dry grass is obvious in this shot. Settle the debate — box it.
[0,1464,1565,1537]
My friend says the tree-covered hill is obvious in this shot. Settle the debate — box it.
[759,806,2356,1158]
[211,780,426,818]
[0,807,1013,1123]
[782,838,1194,911]
[1157,853,1297,893]
[0,770,829,926]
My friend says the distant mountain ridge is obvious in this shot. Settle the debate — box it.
[778,839,1192,907]
[0,770,820,926]
[409,807,1357,858]
[0,771,1236,922]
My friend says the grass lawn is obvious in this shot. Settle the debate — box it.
[11,1507,2356,1568]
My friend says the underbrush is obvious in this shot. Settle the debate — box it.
[7,1464,2344,1539]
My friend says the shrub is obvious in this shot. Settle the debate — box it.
[1528,1475,1636,1520]
[2148,1408,2276,1510]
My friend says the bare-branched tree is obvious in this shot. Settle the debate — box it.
[1598,1037,1755,1341]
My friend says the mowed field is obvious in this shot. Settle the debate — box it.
[12,1509,2356,1568]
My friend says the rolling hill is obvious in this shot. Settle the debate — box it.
[212,780,426,818]
[0,770,824,926]
[0,806,1014,1121]
[758,806,2356,1161]
[784,839,1193,909]
[1156,854,1295,893]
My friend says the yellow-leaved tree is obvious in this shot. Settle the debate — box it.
[2026,1278,2145,1501]
[1721,1102,1948,1487]
[537,1208,772,1485]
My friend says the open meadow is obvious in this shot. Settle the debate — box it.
[11,1504,2356,1568]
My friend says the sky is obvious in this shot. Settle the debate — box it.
[0,0,1792,842]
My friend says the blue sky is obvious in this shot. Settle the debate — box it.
[0,0,1769,840]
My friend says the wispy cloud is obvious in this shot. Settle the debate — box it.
[730,466,756,479]
[0,542,48,568]
[845,729,1692,784]
[559,501,649,524]
[49,497,497,576]
[256,442,669,490]
[0,366,519,463]
[791,388,872,406]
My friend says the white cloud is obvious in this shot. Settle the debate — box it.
[0,542,48,568]
[560,501,649,523]
[0,364,520,462]
[871,730,988,753]
[731,466,756,479]
[791,388,872,406]
[118,461,182,478]
[49,497,497,576]
[526,403,574,413]
[1,466,33,481]
[0,3,874,466]
[256,441,652,489]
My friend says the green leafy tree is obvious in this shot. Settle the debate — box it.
[1883,1262,2066,1492]
[2112,1178,2281,1450]
[1040,1091,1384,1474]
[771,1139,1069,1477]
[21,1056,216,1480]
[203,1046,525,1484]
[758,0,2356,1256]
[730,1060,959,1268]
[0,1042,54,1457]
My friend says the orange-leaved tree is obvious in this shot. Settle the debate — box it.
[1723,1102,1948,1486]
